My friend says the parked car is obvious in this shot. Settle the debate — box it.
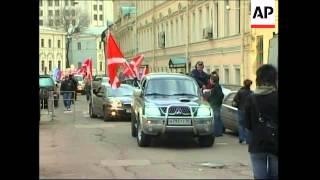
[89,84,135,121]
[39,75,59,108]
[101,77,110,87]
[74,74,85,94]
[221,91,238,134]
[131,73,214,147]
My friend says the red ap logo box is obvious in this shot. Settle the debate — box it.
[251,0,275,28]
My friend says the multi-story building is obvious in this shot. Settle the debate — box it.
[69,26,107,75]
[39,27,67,75]
[39,0,113,29]
[112,0,252,86]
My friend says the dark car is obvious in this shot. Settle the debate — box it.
[131,73,214,147]
[39,75,59,108]
[221,91,238,134]
[89,84,135,121]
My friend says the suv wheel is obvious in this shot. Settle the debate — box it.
[131,109,137,137]
[199,135,215,147]
[137,120,151,147]
[89,104,97,118]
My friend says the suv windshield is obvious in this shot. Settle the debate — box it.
[145,79,198,96]
[39,77,54,87]
[74,76,83,82]
[106,86,134,97]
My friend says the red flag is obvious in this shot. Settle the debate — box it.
[82,58,93,80]
[123,54,144,79]
[140,66,149,80]
[106,33,126,88]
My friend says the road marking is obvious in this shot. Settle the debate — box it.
[100,160,151,167]
[75,124,115,128]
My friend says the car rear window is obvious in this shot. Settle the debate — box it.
[39,77,54,87]
[74,76,83,81]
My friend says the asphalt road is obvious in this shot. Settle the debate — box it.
[40,95,253,179]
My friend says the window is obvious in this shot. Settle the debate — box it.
[65,20,70,26]
[77,42,81,50]
[235,68,241,85]
[236,0,240,34]
[206,6,210,26]
[225,93,236,106]
[65,0,69,6]
[224,68,229,84]
[49,61,52,71]
[99,5,103,11]
[99,42,102,49]
[48,0,53,6]
[100,15,103,21]
[225,0,230,37]
[215,2,219,38]
[40,0,42,6]
[57,40,61,48]
[49,20,53,26]
[41,61,44,71]
[256,36,264,67]
[72,20,76,26]
[58,61,61,69]
[54,10,59,17]
[192,12,195,42]
[215,68,220,76]
[48,10,53,16]
[55,19,60,26]
[199,8,202,40]
[71,0,75,6]
[180,16,183,45]
[175,18,178,45]
[54,0,59,6]
[71,9,75,16]
[40,10,43,16]
[39,20,43,26]
[100,62,102,71]
[65,10,70,16]
[94,14,97,20]
[41,39,44,47]
[94,5,97,11]
[48,39,52,48]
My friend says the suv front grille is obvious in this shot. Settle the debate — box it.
[159,106,199,116]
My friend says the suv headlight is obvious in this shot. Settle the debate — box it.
[197,105,212,117]
[144,106,161,117]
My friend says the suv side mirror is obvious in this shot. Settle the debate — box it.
[133,89,142,97]
[97,92,104,97]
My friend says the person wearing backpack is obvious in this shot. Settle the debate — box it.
[233,79,253,144]
[207,74,224,137]
[244,64,278,179]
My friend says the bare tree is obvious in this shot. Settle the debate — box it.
[52,7,89,32]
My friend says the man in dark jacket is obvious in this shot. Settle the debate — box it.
[191,61,209,89]
[69,74,78,103]
[233,79,253,144]
[245,64,278,179]
[60,75,74,111]
[207,74,224,137]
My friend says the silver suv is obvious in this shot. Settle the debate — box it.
[131,73,215,147]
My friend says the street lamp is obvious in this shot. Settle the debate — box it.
[226,2,245,83]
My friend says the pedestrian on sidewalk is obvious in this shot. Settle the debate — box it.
[244,64,278,179]
[69,74,78,104]
[233,79,253,144]
[60,75,74,111]
[84,77,91,102]
[207,74,224,137]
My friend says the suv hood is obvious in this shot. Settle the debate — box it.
[144,96,207,107]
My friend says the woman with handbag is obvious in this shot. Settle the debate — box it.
[233,79,253,144]
[244,65,278,179]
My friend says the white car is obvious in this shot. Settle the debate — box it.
[74,75,85,94]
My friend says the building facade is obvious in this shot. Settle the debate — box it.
[39,0,113,29]
[39,27,67,75]
[112,0,252,86]
[69,26,107,76]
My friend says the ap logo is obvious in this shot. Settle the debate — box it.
[251,0,275,28]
